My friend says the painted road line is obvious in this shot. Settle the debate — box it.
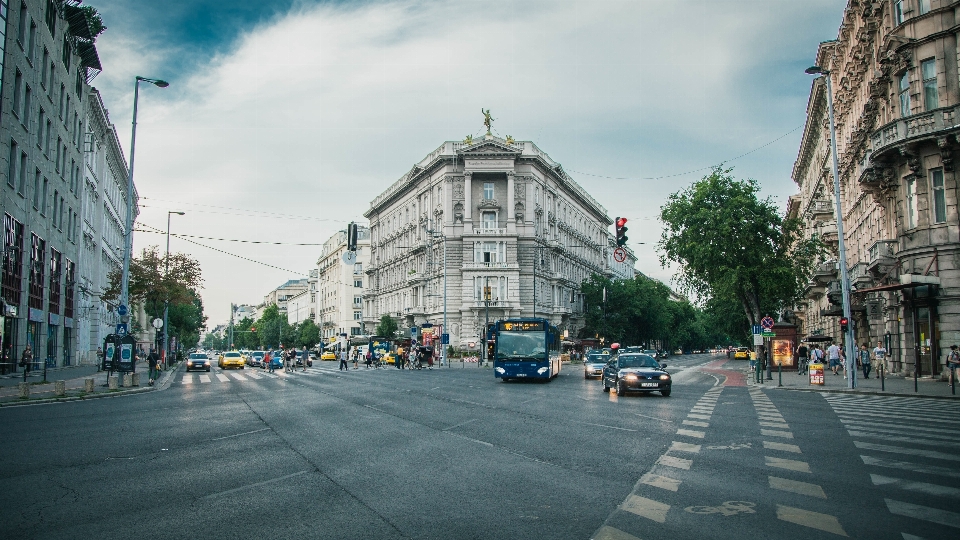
[676,429,705,439]
[885,498,960,529]
[199,374,211,383]
[847,430,960,449]
[620,494,670,523]
[855,441,960,462]
[776,505,848,536]
[657,455,693,470]
[861,455,960,479]
[230,373,248,381]
[839,409,960,426]
[901,534,927,540]
[763,441,802,453]
[759,421,789,429]
[591,525,641,540]
[839,420,960,441]
[691,407,714,413]
[641,472,681,492]
[181,375,194,384]
[765,456,811,473]
[683,419,709,428]
[871,474,960,498]
[668,441,701,454]
[245,372,262,379]
[216,374,230,382]
[687,413,711,420]
[760,429,794,439]
[769,476,827,499]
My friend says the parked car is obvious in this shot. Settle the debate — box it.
[601,353,671,397]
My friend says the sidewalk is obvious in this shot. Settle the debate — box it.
[743,360,960,399]
[0,361,181,406]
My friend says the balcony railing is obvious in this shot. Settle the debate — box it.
[463,262,512,269]
[808,199,833,219]
[818,222,838,244]
[472,227,509,236]
[813,260,837,284]
[868,239,897,264]
[870,105,960,158]
[848,262,872,287]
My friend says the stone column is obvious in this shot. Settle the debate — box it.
[507,172,515,227]
[108,375,118,389]
[84,378,94,393]
[464,172,473,226]
[18,382,29,399]
[54,380,65,396]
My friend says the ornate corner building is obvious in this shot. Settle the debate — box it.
[793,0,960,378]
[363,134,636,347]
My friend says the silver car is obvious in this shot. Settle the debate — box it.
[583,353,608,379]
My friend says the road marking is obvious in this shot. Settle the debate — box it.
[657,455,692,470]
[230,373,247,381]
[442,418,478,431]
[840,409,960,426]
[706,443,752,450]
[633,412,674,423]
[855,441,960,462]
[620,494,669,523]
[761,429,793,439]
[209,427,270,441]
[245,372,262,379]
[871,474,960,498]
[203,470,309,499]
[641,472,681,491]
[861,455,960,478]
[668,441,701,454]
[776,505,847,536]
[216,374,230,382]
[447,433,494,447]
[181,376,193,384]
[199,374,211,383]
[840,420,960,441]
[885,498,960,529]
[683,420,709,427]
[847,430,960,449]
[575,421,637,432]
[591,525,641,540]
[769,476,826,498]
[759,421,789,428]
[676,429,705,439]
[687,413,711,420]
[901,534,927,540]
[763,441,801,453]
[765,456,811,473]
[757,414,785,421]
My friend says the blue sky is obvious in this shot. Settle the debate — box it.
[86,0,847,324]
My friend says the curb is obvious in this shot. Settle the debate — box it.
[0,362,183,408]
[756,384,960,400]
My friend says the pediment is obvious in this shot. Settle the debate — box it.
[459,140,522,156]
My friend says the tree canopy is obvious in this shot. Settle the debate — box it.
[376,314,398,338]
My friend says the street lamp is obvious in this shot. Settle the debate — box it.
[120,76,169,327]
[806,65,856,389]
[162,211,184,365]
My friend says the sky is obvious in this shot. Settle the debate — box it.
[86,0,847,326]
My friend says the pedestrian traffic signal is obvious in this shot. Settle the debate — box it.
[347,222,358,251]
[615,217,628,247]
[839,317,848,333]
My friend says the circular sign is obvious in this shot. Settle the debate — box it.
[613,247,626,263]
[117,304,128,316]
[152,318,164,329]
[761,316,775,329]
[342,250,357,265]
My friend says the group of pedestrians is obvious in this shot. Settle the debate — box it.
[795,340,889,379]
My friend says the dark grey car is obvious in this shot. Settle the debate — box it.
[601,353,671,397]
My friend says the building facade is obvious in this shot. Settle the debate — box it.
[316,225,369,339]
[1,0,101,370]
[363,134,636,347]
[263,278,309,316]
[287,269,317,325]
[792,0,960,378]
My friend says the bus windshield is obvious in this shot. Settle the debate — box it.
[496,332,546,360]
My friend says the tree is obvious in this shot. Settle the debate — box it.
[79,5,107,39]
[297,319,320,348]
[202,331,226,351]
[579,273,675,347]
[167,289,206,350]
[376,314,398,339]
[659,167,822,329]
[254,304,293,349]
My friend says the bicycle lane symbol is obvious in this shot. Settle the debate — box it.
[685,501,757,517]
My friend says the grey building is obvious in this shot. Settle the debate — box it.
[1,0,101,371]
[363,133,637,348]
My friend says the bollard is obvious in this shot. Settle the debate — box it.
[54,380,65,396]
[131,373,140,387]
[18,382,29,399]
[122,373,133,387]
[778,362,782,387]
[108,375,119,390]
[84,378,94,393]
[880,363,885,392]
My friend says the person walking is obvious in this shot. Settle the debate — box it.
[147,348,161,386]
[339,346,348,371]
[266,350,275,373]
[352,348,359,370]
[96,346,104,372]
[859,343,872,379]
[873,341,887,374]
[365,348,373,369]
[287,347,297,373]
[827,341,841,375]
[19,344,34,380]
[796,342,809,375]
[301,346,309,372]
[947,345,960,386]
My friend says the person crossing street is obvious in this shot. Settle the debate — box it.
[339,346,348,371]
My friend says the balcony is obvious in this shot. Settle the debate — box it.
[818,222,838,246]
[826,280,843,306]
[803,280,825,299]
[463,262,513,270]
[406,272,425,284]
[471,227,509,236]
[808,199,834,220]
[867,239,897,274]
[848,262,872,289]
[869,105,960,161]
[813,260,837,285]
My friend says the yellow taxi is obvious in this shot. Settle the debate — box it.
[382,352,397,365]
[321,351,337,361]
[733,347,750,360]
[218,351,246,369]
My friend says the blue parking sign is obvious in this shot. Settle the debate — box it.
[752,325,762,335]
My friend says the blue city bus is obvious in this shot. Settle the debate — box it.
[492,318,561,381]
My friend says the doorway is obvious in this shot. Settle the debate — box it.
[914,306,940,377]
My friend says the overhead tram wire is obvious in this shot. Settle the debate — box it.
[133,228,325,246]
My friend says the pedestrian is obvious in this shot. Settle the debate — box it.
[339,346,348,371]
[147,348,160,386]
[947,345,960,386]
[365,349,372,369]
[796,342,809,375]
[859,343,872,379]
[266,350,275,373]
[287,347,297,372]
[352,348,359,369]
[301,346,309,372]
[96,346,104,372]
[20,344,33,372]
[827,341,841,375]
[873,341,887,373]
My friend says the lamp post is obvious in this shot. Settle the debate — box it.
[121,76,169,326]
[162,211,184,366]
[806,66,856,389]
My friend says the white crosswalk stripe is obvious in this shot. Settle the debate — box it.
[824,394,960,537]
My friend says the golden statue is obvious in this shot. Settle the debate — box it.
[464,134,474,145]
[482,108,494,135]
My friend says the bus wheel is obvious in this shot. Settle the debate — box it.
[501,378,510,383]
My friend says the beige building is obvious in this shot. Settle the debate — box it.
[792,0,960,378]
[363,132,636,347]
[316,226,370,339]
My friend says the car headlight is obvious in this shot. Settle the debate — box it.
[659,374,670,380]
[624,374,638,380]
[537,367,549,374]
[495,367,505,374]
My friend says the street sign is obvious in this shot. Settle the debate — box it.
[115,323,128,336]
[342,251,357,265]
[613,247,626,263]
[760,316,775,329]
[752,325,762,335]
[761,330,776,338]
[117,304,128,316]
[410,327,418,338]
[152,318,163,329]
[753,334,764,346]
[441,333,449,345]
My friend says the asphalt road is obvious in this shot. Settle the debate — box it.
[0,353,957,539]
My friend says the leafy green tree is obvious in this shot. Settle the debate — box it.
[376,314,398,339]
[167,289,206,350]
[254,305,294,349]
[659,167,822,329]
[297,319,320,348]
[202,331,226,350]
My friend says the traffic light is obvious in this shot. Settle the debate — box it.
[839,317,848,333]
[347,222,358,251]
[615,217,628,247]
[250,327,256,333]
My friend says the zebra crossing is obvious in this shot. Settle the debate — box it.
[179,367,331,385]
[822,393,960,537]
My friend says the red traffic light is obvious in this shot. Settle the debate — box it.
[839,317,848,326]
[251,327,257,332]
[616,217,628,228]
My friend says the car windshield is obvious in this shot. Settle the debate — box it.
[643,350,657,356]
[225,352,241,358]
[252,351,265,358]
[496,332,546,360]
[618,355,660,369]
[189,354,206,359]
[587,354,606,363]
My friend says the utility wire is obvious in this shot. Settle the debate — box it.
[133,228,325,246]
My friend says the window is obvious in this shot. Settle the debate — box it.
[483,182,494,200]
[354,262,362,274]
[44,119,51,155]
[906,177,917,228]
[58,83,64,118]
[921,59,937,111]
[7,140,18,187]
[17,151,26,195]
[64,95,69,125]
[918,0,931,15]
[16,1,26,46]
[40,177,47,215]
[52,190,58,227]
[55,137,61,172]
[354,296,362,306]
[41,48,48,88]
[354,279,362,288]
[12,69,22,118]
[21,84,31,126]
[350,327,362,336]
[895,0,905,24]
[474,276,507,301]
[481,211,497,229]
[44,0,55,34]
[36,108,44,148]
[931,169,946,223]
[353,311,362,320]
[26,19,35,63]
[32,168,39,208]
[61,38,70,70]
[899,71,911,117]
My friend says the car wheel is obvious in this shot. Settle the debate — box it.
[661,388,671,397]
[241,366,244,369]
[616,379,627,395]
[584,373,589,379]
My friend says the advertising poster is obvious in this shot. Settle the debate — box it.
[771,339,794,367]
[809,363,825,385]
[104,342,116,370]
